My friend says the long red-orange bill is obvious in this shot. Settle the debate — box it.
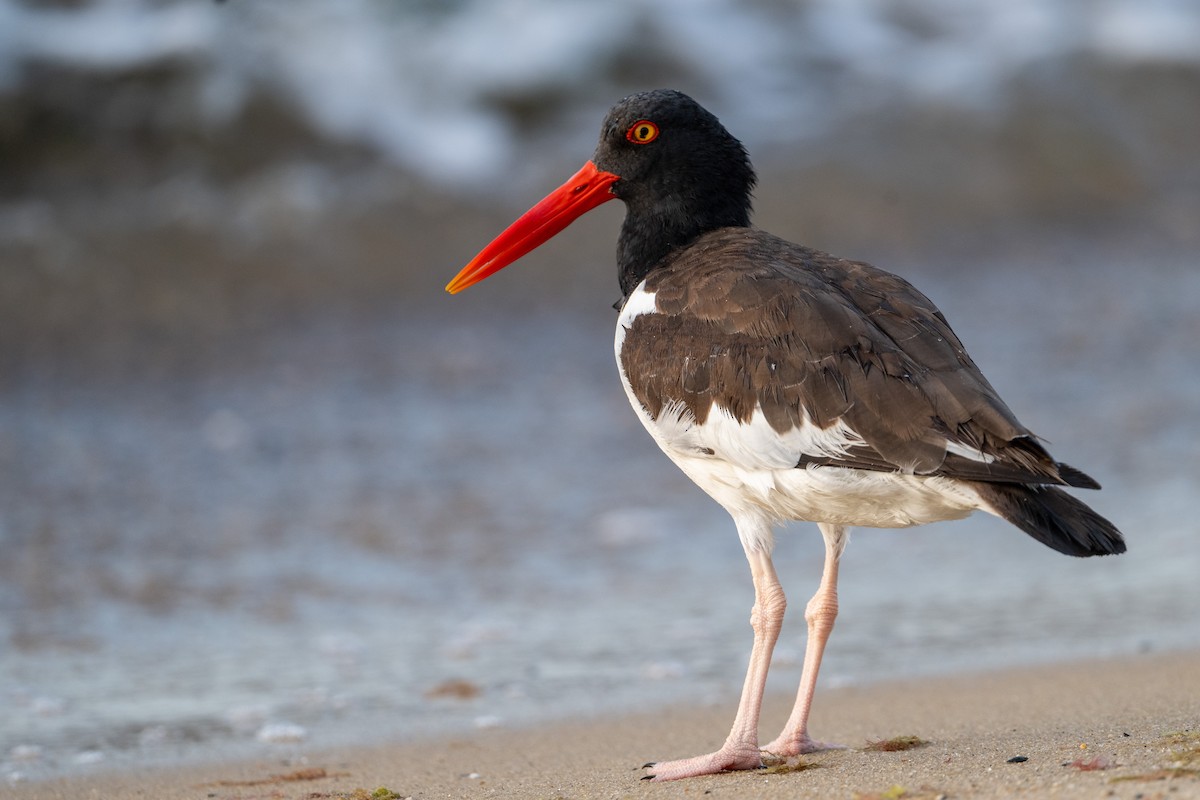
[446,161,620,294]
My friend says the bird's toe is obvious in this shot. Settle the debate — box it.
[641,744,762,781]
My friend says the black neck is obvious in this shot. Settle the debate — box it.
[615,190,752,299]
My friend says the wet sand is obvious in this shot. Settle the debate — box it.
[12,650,1200,800]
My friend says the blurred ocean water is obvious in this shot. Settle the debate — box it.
[2,0,1199,187]
[1,0,1199,785]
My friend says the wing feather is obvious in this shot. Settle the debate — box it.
[621,228,1095,488]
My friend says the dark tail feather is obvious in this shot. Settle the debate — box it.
[975,483,1126,557]
[1056,461,1101,490]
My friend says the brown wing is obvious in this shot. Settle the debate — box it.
[623,228,1095,488]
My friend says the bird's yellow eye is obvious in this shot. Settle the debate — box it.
[626,120,660,144]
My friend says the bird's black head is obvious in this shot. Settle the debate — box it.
[593,90,757,295]
[445,90,756,301]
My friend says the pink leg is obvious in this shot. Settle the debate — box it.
[761,523,847,757]
[644,548,785,781]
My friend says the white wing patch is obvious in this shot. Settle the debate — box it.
[944,440,996,463]
[654,399,865,470]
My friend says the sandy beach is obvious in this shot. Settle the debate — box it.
[12,650,1199,800]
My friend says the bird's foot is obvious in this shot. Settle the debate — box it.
[641,743,763,782]
[760,733,846,758]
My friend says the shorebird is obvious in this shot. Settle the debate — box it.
[446,89,1124,782]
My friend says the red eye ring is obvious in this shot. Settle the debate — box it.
[626,120,660,144]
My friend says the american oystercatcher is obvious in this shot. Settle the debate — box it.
[446,89,1124,782]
